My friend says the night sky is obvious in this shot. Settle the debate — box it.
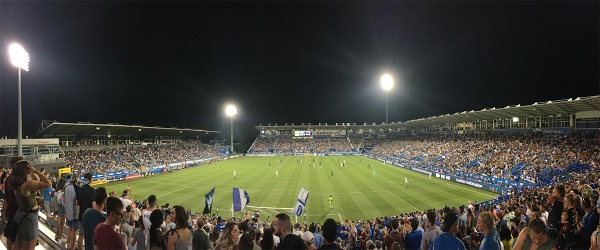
[0,1,598,142]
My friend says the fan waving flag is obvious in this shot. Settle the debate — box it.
[233,188,250,212]
[203,187,215,214]
[292,188,309,217]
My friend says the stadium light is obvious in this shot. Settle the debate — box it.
[8,43,30,157]
[380,73,394,124]
[512,117,519,123]
[225,104,237,154]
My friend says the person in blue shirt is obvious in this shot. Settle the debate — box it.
[429,212,465,250]
[42,185,54,218]
[404,217,422,250]
[477,211,502,250]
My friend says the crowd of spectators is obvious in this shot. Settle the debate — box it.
[250,136,356,154]
[63,143,224,175]
[13,168,600,250]
[3,129,600,249]
[251,132,599,185]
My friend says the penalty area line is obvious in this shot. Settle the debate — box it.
[246,205,294,210]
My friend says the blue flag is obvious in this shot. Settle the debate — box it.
[233,188,250,212]
[203,187,215,214]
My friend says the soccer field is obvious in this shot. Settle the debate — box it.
[97,156,497,222]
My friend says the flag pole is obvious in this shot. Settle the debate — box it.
[231,204,234,218]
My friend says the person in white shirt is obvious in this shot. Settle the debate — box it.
[120,186,133,211]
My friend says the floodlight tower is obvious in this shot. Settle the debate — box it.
[225,105,237,154]
[380,73,394,124]
[8,43,30,157]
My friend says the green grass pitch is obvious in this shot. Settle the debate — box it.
[97,156,497,223]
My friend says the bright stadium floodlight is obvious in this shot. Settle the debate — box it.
[512,117,519,123]
[225,104,237,154]
[8,43,31,157]
[380,73,394,124]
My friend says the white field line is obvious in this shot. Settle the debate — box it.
[312,190,387,195]
[385,164,496,198]
[246,205,294,210]
[384,190,419,211]
[157,187,188,198]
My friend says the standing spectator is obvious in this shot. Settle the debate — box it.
[581,197,598,250]
[94,196,126,250]
[11,160,52,250]
[55,178,67,243]
[319,218,342,250]
[215,222,239,250]
[302,231,315,250]
[42,180,54,219]
[274,213,305,250]
[143,195,161,246]
[3,156,23,250]
[76,173,95,250]
[512,218,556,250]
[384,219,403,249]
[192,217,212,250]
[65,175,80,250]
[404,218,422,250]
[130,216,148,250]
[421,211,442,250]
[477,211,502,250]
[428,212,465,250]
[166,205,192,250]
[309,223,324,249]
[120,186,134,211]
[547,185,565,239]
[82,187,107,250]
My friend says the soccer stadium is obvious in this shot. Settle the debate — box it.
[0,95,598,249]
[1,2,599,250]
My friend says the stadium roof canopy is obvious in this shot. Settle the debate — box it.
[35,121,220,138]
[256,95,600,130]
[401,95,600,127]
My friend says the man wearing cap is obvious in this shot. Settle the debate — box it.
[76,173,95,250]
[302,231,315,250]
[65,175,80,250]
[428,212,465,250]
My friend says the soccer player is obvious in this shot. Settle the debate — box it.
[234,169,237,179]
[404,177,408,187]
[328,195,333,209]
[276,170,278,178]
[331,170,333,177]
[429,172,432,179]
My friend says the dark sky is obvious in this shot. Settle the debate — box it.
[0,1,598,141]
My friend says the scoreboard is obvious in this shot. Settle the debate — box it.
[294,130,313,137]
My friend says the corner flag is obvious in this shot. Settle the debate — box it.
[233,188,250,212]
[203,187,215,214]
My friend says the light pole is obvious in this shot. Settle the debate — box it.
[225,104,237,155]
[8,43,30,157]
[380,73,394,124]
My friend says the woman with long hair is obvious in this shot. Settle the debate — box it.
[150,209,167,250]
[477,211,502,250]
[130,215,147,250]
[215,222,240,250]
[11,160,52,250]
[55,178,67,243]
[167,205,192,250]
[260,228,274,250]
